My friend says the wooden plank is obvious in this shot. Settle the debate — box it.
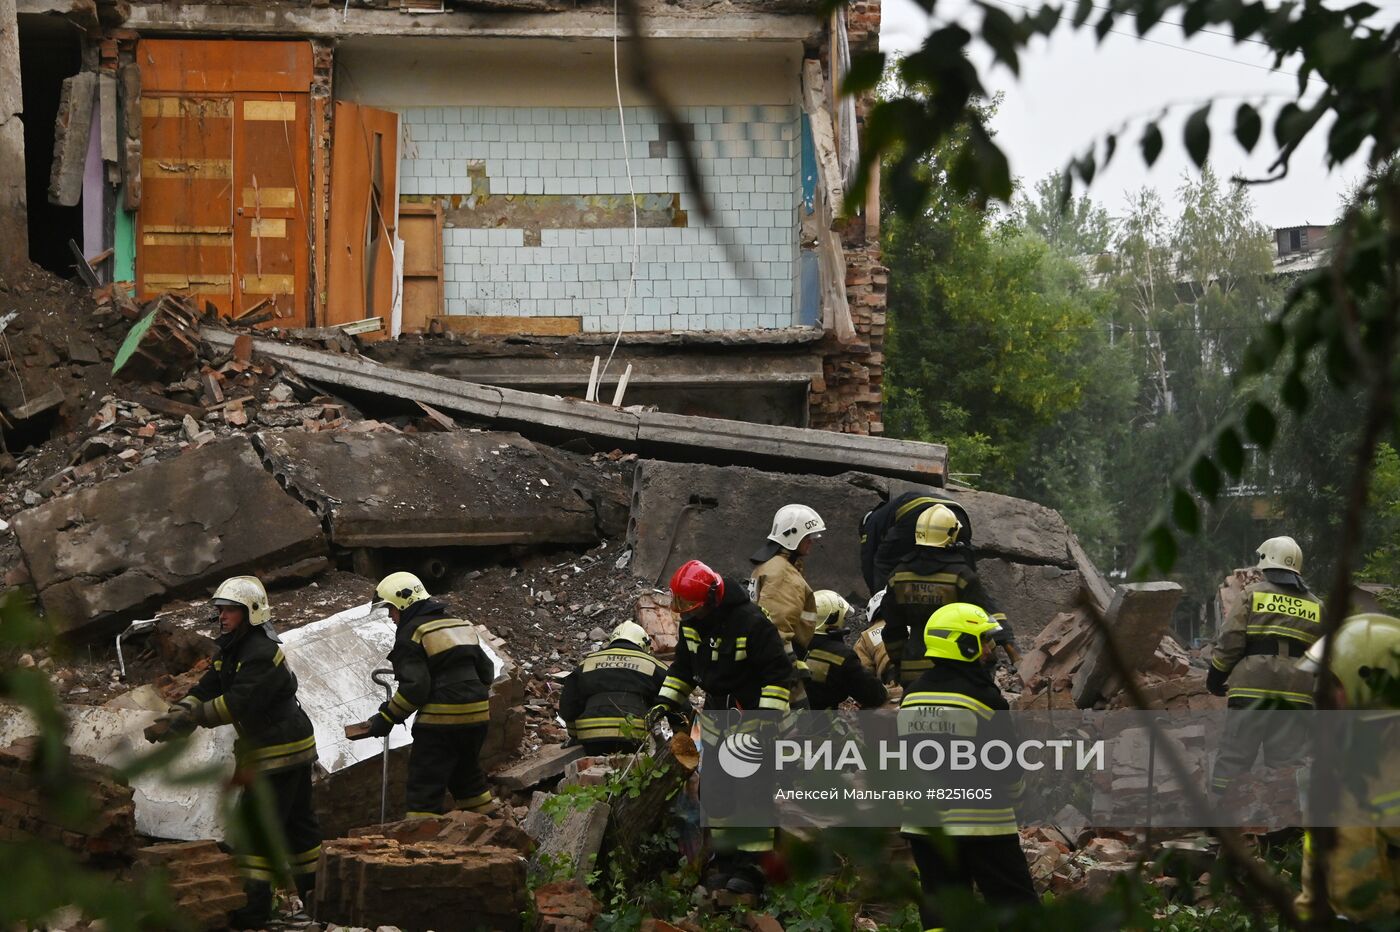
[398,202,442,333]
[429,315,582,336]
[233,91,310,325]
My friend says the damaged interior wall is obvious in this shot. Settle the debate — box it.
[335,38,806,334]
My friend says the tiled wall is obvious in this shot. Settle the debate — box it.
[397,105,803,331]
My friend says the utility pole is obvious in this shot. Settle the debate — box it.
[0,0,27,278]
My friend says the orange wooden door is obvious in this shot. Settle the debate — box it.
[398,202,443,333]
[136,95,236,312]
[232,93,311,324]
[327,102,400,326]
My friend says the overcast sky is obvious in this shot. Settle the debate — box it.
[879,0,1399,228]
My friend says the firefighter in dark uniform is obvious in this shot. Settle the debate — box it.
[560,620,668,754]
[145,575,321,929]
[804,590,888,710]
[657,559,796,897]
[353,572,497,818]
[899,602,1039,930]
[1206,536,1324,796]
[884,504,1019,688]
[860,489,971,595]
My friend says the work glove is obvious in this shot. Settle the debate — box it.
[365,714,395,738]
[649,703,691,734]
[1205,665,1229,698]
[793,659,813,682]
[144,706,196,743]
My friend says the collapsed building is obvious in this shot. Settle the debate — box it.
[5,0,887,433]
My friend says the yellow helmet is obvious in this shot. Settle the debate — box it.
[375,571,429,611]
[610,620,652,649]
[212,576,271,627]
[914,504,962,548]
[1298,613,1400,708]
[1257,536,1303,573]
[923,602,1002,662]
[814,590,852,632]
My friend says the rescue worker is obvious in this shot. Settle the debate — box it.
[657,558,796,897]
[883,504,1019,688]
[750,503,825,684]
[145,576,321,928]
[853,591,896,686]
[804,590,888,710]
[1206,536,1323,796]
[860,488,971,594]
[352,572,497,818]
[899,602,1039,929]
[559,620,669,754]
[1294,614,1400,921]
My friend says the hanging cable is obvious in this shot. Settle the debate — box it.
[598,0,640,392]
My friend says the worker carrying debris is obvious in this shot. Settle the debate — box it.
[750,503,825,703]
[560,620,669,754]
[352,572,497,818]
[1206,536,1323,796]
[898,602,1039,929]
[145,575,321,929]
[882,504,1020,687]
[860,488,971,594]
[1294,613,1400,922]
[658,558,796,897]
[804,590,888,710]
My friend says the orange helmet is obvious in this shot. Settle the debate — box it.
[669,559,724,615]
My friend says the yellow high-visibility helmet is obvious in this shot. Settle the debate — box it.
[1298,613,1400,708]
[375,571,429,611]
[923,602,1002,662]
[915,504,962,549]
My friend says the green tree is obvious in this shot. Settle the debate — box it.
[1011,172,1114,255]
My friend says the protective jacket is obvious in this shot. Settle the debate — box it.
[659,576,796,712]
[1208,569,1323,707]
[377,598,495,729]
[860,490,971,594]
[899,660,1023,837]
[750,553,818,662]
[804,630,888,710]
[884,549,1013,686]
[181,623,316,774]
[560,639,668,744]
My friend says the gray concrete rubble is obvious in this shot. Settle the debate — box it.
[522,789,611,884]
[256,430,598,549]
[626,460,1100,639]
[0,702,233,841]
[1072,582,1186,708]
[12,437,329,640]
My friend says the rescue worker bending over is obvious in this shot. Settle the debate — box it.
[751,503,825,700]
[355,572,497,818]
[146,576,321,929]
[1206,536,1323,796]
[804,590,888,710]
[658,559,796,897]
[899,602,1039,930]
[885,504,1019,687]
[860,489,970,594]
[853,591,896,686]
[560,620,668,754]
[1294,614,1400,922]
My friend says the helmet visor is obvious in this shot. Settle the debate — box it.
[671,593,704,615]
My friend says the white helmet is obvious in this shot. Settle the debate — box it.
[375,571,429,610]
[212,576,271,627]
[1257,536,1303,573]
[814,590,852,632]
[610,620,651,649]
[767,504,826,551]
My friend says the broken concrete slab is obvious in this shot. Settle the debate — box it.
[492,743,586,793]
[1072,582,1184,708]
[522,789,611,884]
[12,437,329,640]
[200,328,948,484]
[976,558,1085,643]
[48,71,95,208]
[256,430,598,549]
[0,703,234,841]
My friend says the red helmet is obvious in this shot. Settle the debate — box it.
[669,559,724,614]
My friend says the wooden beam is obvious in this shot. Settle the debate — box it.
[429,315,582,337]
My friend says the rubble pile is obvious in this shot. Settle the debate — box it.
[133,841,247,929]
[0,737,136,864]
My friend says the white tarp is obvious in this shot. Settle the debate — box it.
[0,703,234,841]
[278,602,501,773]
